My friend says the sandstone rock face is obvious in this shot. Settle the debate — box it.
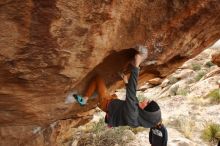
[148,77,163,85]
[0,0,220,145]
[212,52,220,66]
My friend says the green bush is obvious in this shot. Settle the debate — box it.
[177,88,188,96]
[191,63,201,71]
[194,71,206,81]
[205,61,215,68]
[206,89,220,103]
[169,77,179,85]
[202,123,220,143]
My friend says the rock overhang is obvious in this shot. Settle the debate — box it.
[0,0,220,145]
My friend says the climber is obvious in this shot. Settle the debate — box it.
[149,120,168,146]
[74,45,161,128]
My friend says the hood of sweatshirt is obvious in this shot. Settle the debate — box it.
[138,108,161,128]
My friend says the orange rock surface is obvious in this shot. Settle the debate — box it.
[0,0,220,145]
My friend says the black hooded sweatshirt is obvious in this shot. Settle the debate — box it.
[149,124,168,146]
[105,67,161,128]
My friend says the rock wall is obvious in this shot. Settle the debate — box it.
[0,0,220,145]
[212,52,220,66]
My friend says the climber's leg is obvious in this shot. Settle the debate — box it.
[84,76,118,111]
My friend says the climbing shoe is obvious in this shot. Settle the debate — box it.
[73,94,86,106]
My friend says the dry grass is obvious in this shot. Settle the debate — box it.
[76,118,136,146]
[177,117,195,139]
[128,126,146,134]
[167,115,195,139]
[190,96,210,106]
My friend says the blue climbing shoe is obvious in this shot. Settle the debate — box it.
[73,94,86,106]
